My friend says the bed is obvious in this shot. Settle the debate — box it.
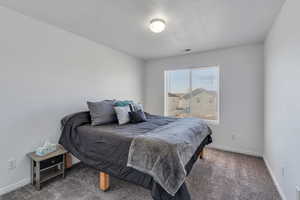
[59,111,212,200]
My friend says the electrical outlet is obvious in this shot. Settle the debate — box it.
[8,158,16,170]
[296,186,300,200]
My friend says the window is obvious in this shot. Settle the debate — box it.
[165,66,220,124]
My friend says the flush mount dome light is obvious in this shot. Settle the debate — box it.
[149,19,166,33]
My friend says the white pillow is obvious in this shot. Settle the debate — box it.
[133,103,144,111]
[114,105,131,125]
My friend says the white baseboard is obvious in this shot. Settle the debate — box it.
[71,154,80,165]
[263,157,287,200]
[0,178,30,196]
[208,144,262,157]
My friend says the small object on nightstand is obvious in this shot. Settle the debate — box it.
[27,144,67,190]
[35,141,57,156]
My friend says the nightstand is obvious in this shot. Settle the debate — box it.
[27,144,67,190]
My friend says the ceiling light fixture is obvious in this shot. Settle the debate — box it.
[149,19,166,33]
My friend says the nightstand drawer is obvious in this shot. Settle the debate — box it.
[40,155,63,170]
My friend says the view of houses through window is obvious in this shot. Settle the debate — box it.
[165,66,219,123]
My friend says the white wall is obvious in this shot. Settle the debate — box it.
[264,0,300,199]
[144,44,264,157]
[0,6,144,194]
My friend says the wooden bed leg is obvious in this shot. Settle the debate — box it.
[199,149,204,159]
[65,153,73,169]
[99,172,110,191]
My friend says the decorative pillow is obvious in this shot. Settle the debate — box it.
[87,100,117,126]
[133,103,144,112]
[114,105,131,125]
[129,110,147,123]
[114,100,134,107]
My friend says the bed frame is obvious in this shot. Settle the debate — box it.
[65,149,204,191]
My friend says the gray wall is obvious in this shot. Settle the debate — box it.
[0,6,144,194]
[264,0,300,199]
[144,44,264,157]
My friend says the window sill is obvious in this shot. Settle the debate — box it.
[203,119,219,126]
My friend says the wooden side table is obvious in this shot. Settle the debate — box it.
[27,145,67,190]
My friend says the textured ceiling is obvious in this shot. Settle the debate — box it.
[0,0,284,60]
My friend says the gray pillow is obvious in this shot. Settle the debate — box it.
[87,100,117,126]
[114,105,131,125]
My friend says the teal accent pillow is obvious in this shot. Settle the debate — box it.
[114,100,134,107]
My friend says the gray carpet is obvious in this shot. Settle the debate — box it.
[1,149,281,200]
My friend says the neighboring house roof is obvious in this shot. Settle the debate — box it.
[182,88,216,99]
[168,93,184,97]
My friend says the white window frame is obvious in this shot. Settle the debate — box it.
[164,66,220,125]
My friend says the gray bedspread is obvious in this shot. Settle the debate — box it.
[60,112,179,168]
[59,112,212,200]
[127,117,210,196]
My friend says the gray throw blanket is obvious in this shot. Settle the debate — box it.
[127,118,210,196]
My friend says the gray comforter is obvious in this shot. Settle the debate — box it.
[59,112,212,200]
[127,118,210,196]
